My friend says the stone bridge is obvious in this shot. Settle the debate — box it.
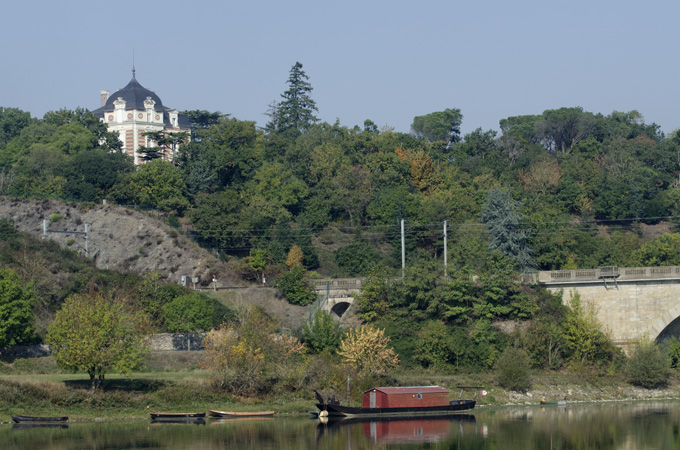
[310,267,680,345]
[526,266,680,346]
[309,278,363,318]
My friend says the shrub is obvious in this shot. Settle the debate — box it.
[626,337,670,388]
[201,306,306,395]
[414,320,453,369]
[0,218,18,240]
[302,309,342,354]
[334,236,382,276]
[277,266,316,306]
[162,293,215,332]
[50,213,63,223]
[495,346,532,392]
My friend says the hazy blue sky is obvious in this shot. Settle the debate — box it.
[2,0,678,135]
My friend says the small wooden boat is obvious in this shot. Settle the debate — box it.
[209,410,275,418]
[540,397,567,406]
[150,412,206,420]
[11,415,68,424]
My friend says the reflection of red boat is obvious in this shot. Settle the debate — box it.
[364,417,449,443]
[315,386,479,417]
[319,414,477,444]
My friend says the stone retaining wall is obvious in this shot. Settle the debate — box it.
[0,333,207,358]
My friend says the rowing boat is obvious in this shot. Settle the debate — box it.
[209,410,275,418]
[11,415,68,423]
[150,412,206,420]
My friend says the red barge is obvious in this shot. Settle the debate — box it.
[315,385,479,417]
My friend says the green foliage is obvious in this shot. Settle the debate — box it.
[277,266,316,306]
[495,346,532,392]
[665,336,680,369]
[111,160,188,213]
[334,235,382,276]
[631,233,680,266]
[201,305,306,395]
[562,293,615,367]
[301,308,342,354]
[414,320,453,369]
[47,290,151,391]
[162,293,221,332]
[357,272,391,322]
[625,337,670,388]
[266,61,318,136]
[0,217,18,241]
[0,268,35,347]
[411,108,463,145]
[0,107,33,146]
[481,188,534,272]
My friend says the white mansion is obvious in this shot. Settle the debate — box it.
[92,69,190,165]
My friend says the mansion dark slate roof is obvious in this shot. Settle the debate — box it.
[92,72,191,129]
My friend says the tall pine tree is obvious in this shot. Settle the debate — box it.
[480,188,534,272]
[266,62,318,137]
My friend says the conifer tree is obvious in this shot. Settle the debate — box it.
[480,188,534,272]
[266,62,318,136]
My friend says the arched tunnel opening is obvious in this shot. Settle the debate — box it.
[330,301,351,318]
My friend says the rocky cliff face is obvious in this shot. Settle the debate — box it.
[0,198,242,288]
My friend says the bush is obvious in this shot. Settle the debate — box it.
[162,293,234,332]
[162,293,215,332]
[277,266,316,306]
[495,346,532,392]
[302,309,342,354]
[626,337,670,388]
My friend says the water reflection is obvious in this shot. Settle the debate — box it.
[318,414,477,445]
[2,402,680,449]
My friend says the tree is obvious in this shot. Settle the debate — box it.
[0,107,33,146]
[495,346,532,392]
[562,293,615,368]
[410,108,463,146]
[138,131,189,162]
[266,62,318,136]
[111,160,189,213]
[0,268,35,348]
[338,325,399,376]
[286,245,304,269]
[277,266,316,306]
[162,293,218,332]
[480,188,534,272]
[302,308,342,354]
[47,290,151,391]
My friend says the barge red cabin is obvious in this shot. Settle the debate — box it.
[362,386,450,408]
[315,385,479,417]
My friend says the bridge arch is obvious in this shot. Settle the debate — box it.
[654,304,680,342]
[330,301,352,318]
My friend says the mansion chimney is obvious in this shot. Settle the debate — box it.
[100,90,109,107]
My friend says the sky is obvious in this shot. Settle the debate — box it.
[2,0,679,136]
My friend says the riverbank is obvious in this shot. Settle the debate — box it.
[1,353,679,423]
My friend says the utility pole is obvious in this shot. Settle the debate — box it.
[401,219,405,279]
[443,220,448,278]
[43,219,90,258]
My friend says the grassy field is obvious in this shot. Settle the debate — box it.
[2,352,679,423]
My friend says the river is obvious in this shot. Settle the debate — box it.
[1,401,678,449]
